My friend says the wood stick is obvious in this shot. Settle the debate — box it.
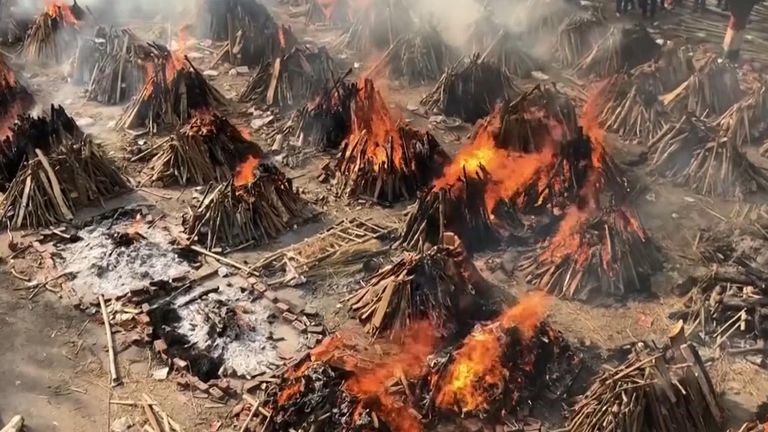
[99,295,122,387]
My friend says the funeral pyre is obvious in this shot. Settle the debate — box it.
[304,0,351,27]
[590,75,668,142]
[554,9,606,68]
[247,292,580,432]
[0,55,35,142]
[117,44,227,133]
[566,326,724,432]
[479,30,542,79]
[324,79,450,205]
[716,78,768,148]
[334,0,412,54]
[661,53,743,119]
[73,27,149,105]
[207,0,295,66]
[238,45,336,111]
[22,0,87,63]
[648,114,768,199]
[574,24,660,78]
[295,74,356,151]
[0,105,128,228]
[422,56,519,124]
[184,157,313,249]
[143,110,263,186]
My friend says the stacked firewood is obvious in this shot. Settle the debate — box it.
[422,55,519,123]
[595,75,669,141]
[631,41,693,93]
[184,161,313,249]
[366,24,454,86]
[329,79,450,204]
[74,27,149,105]
[500,85,580,152]
[518,205,662,301]
[566,331,724,432]
[333,0,412,53]
[22,1,86,63]
[555,10,606,67]
[661,54,743,118]
[574,24,660,78]
[716,80,768,148]
[0,106,128,228]
[238,45,336,111]
[143,111,263,186]
[346,234,498,337]
[481,30,542,79]
[295,74,356,150]
[0,55,35,138]
[117,45,227,133]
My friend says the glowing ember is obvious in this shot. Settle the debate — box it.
[434,292,551,414]
[233,155,260,187]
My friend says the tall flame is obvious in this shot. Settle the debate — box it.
[234,155,260,187]
[345,80,404,170]
[44,0,79,26]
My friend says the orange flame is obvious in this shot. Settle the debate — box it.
[234,155,260,187]
[278,26,286,50]
[44,0,79,26]
[434,292,551,414]
[345,80,404,171]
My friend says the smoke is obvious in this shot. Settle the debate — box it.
[11,0,197,23]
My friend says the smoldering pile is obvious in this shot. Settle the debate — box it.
[295,74,356,151]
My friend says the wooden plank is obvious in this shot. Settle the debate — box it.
[34,149,74,220]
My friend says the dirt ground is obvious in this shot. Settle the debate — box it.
[2,0,768,431]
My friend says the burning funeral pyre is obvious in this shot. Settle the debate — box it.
[305,0,351,27]
[184,158,313,249]
[22,0,86,64]
[0,56,34,141]
[366,24,454,86]
[555,10,606,68]
[143,110,263,186]
[73,27,149,105]
[333,0,413,54]
[257,293,579,431]
[238,45,336,111]
[648,114,768,199]
[117,44,227,133]
[346,233,502,337]
[661,53,743,119]
[327,79,450,205]
[574,24,660,79]
[716,79,768,148]
[566,329,724,432]
[295,74,356,151]
[207,0,293,66]
[592,75,670,142]
[422,56,520,124]
[0,105,128,228]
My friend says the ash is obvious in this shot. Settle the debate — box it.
[174,285,282,377]
[60,220,192,301]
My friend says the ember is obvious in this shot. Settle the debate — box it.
[328,79,450,205]
[22,0,85,63]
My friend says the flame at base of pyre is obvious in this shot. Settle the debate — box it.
[238,45,336,111]
[327,79,450,205]
[333,0,413,54]
[296,76,356,151]
[518,205,662,301]
[0,105,128,228]
[22,1,86,64]
[184,160,314,249]
[143,110,263,187]
[346,233,502,337]
[422,55,520,124]
[117,46,228,134]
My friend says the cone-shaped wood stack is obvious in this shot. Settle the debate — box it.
[661,53,743,119]
[574,24,660,78]
[22,1,86,63]
[367,24,454,86]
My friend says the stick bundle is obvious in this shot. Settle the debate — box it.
[566,339,723,432]
[632,41,693,93]
[143,111,262,186]
[555,10,606,67]
[184,162,312,249]
[117,47,227,133]
[22,1,85,63]
[295,75,356,151]
[648,113,713,178]
[367,24,454,86]
[661,54,744,118]
[333,0,412,53]
[238,45,336,111]
[574,24,660,78]
[0,106,128,228]
[595,75,669,141]
[421,55,519,123]
[518,205,662,301]
[716,80,768,148]
[330,79,450,204]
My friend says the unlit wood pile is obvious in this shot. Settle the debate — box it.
[480,30,542,79]
[596,75,669,141]
[632,41,693,93]
[117,47,227,133]
[661,54,743,118]
[75,27,148,105]
[0,106,128,228]
[566,331,724,432]
[574,24,660,78]
[345,235,495,337]
[333,0,412,53]
[648,114,713,178]
[422,55,519,123]
[295,74,355,150]
[518,205,662,301]
[238,45,336,111]
[184,162,313,249]
[305,0,350,26]
[330,79,450,204]
[143,111,263,186]
[555,10,606,67]
[22,1,85,63]
[366,24,454,86]
[716,80,768,148]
